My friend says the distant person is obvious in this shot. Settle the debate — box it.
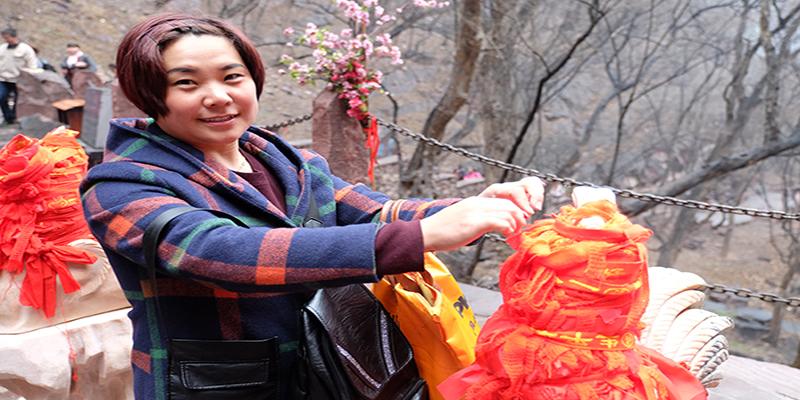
[32,46,57,73]
[0,28,37,125]
[60,43,96,86]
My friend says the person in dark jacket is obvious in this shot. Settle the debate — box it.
[60,42,96,86]
[80,13,544,400]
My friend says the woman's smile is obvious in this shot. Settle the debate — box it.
[199,114,239,124]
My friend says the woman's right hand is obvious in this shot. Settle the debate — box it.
[419,196,530,252]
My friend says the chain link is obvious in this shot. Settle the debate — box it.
[703,283,800,308]
[265,115,800,307]
[266,114,800,220]
[263,114,312,131]
[484,233,506,243]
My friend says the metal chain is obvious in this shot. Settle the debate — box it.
[703,283,800,308]
[265,114,800,220]
[484,233,506,243]
[263,114,312,131]
[265,115,800,307]
[374,118,800,221]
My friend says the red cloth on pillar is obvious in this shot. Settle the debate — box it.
[439,201,706,400]
[0,128,96,318]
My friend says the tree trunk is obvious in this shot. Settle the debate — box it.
[720,169,757,258]
[479,1,537,184]
[794,344,800,368]
[760,0,781,144]
[656,188,702,267]
[766,266,795,345]
[401,0,482,196]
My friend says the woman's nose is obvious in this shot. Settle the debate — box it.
[202,84,233,108]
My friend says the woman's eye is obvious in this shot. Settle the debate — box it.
[174,79,195,86]
[225,73,244,81]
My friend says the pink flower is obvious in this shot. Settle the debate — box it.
[283,0,449,119]
[413,0,449,7]
[348,97,363,109]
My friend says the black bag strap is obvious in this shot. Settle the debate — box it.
[143,207,251,291]
[143,207,250,338]
[304,195,323,228]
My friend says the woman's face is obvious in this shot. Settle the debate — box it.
[156,34,258,151]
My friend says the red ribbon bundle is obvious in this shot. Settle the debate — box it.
[0,128,97,317]
[439,201,706,400]
[363,115,380,186]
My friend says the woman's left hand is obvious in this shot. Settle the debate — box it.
[477,176,545,216]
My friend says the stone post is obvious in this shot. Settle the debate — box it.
[311,90,369,185]
[81,87,113,148]
[16,71,71,122]
[70,71,103,99]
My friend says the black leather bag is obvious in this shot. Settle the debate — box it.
[293,196,427,399]
[144,207,280,400]
[294,284,428,400]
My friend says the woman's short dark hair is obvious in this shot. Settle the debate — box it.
[116,13,265,117]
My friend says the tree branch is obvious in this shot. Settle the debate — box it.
[500,0,605,182]
[625,128,800,216]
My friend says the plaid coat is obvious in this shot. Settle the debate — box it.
[80,118,457,399]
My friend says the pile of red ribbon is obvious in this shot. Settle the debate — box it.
[439,201,706,400]
[0,128,96,318]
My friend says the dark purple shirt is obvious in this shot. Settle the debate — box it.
[237,150,424,275]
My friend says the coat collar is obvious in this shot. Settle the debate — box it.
[106,118,310,226]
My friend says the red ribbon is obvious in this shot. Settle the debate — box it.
[438,202,707,400]
[363,115,380,186]
[0,129,96,318]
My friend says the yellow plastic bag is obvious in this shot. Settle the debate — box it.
[373,253,480,400]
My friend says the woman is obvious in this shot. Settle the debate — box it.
[60,42,97,86]
[80,13,544,399]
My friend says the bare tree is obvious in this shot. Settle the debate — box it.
[642,0,800,266]
[760,161,800,348]
[401,0,482,195]
[498,0,605,183]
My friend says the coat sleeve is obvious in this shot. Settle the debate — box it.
[82,54,97,72]
[81,164,381,293]
[307,149,460,226]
